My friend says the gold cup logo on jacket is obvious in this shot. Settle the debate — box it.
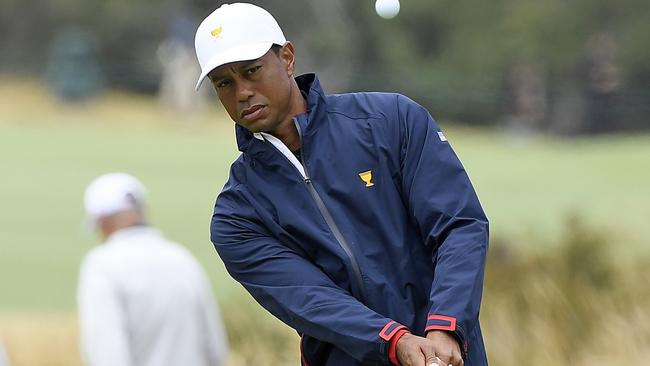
[358,170,375,187]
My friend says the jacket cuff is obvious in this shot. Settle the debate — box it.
[379,320,409,365]
[425,314,469,359]
[424,314,457,332]
[388,328,410,365]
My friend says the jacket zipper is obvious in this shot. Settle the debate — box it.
[257,130,367,302]
[302,167,368,302]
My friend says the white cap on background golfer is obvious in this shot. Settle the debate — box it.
[194,2,287,90]
[83,172,147,229]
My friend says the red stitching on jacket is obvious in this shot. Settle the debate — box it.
[379,320,397,341]
[425,314,457,331]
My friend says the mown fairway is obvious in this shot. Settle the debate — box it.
[0,98,241,310]
[1,82,649,310]
[1,82,649,365]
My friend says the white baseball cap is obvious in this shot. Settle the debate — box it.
[83,173,147,228]
[194,3,287,90]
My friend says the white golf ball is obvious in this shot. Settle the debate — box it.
[375,0,400,19]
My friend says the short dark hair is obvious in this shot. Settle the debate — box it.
[270,44,282,55]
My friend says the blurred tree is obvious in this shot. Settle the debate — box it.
[45,27,104,101]
[1,0,648,133]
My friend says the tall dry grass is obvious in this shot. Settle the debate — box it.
[0,300,300,366]
[0,313,81,366]
[1,216,648,365]
[482,215,650,365]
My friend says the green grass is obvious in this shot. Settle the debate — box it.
[0,83,244,310]
[449,129,650,255]
[0,82,649,312]
[0,121,245,310]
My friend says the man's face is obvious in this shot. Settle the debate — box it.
[208,44,296,133]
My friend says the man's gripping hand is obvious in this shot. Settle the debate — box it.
[396,331,463,366]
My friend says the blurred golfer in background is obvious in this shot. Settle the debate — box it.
[78,173,228,366]
[197,3,488,366]
[0,338,9,366]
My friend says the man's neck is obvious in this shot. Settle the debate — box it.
[270,120,301,151]
[269,79,307,152]
[99,211,147,241]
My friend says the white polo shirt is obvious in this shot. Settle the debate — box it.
[0,338,8,366]
[77,226,228,366]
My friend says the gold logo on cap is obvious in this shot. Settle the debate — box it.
[211,26,223,38]
[358,170,375,187]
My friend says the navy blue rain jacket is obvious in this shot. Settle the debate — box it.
[211,74,489,365]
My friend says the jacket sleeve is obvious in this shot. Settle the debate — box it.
[77,252,132,366]
[396,95,489,351]
[211,188,406,365]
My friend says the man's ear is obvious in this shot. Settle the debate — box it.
[279,42,296,77]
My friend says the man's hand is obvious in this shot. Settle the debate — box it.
[425,330,463,366]
[396,331,463,366]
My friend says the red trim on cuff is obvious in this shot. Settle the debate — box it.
[379,320,397,341]
[425,314,457,332]
[379,320,408,341]
[388,328,410,366]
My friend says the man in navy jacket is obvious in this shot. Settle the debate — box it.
[195,3,489,366]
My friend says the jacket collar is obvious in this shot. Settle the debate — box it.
[235,73,326,153]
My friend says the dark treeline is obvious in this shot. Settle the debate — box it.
[1,0,648,135]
